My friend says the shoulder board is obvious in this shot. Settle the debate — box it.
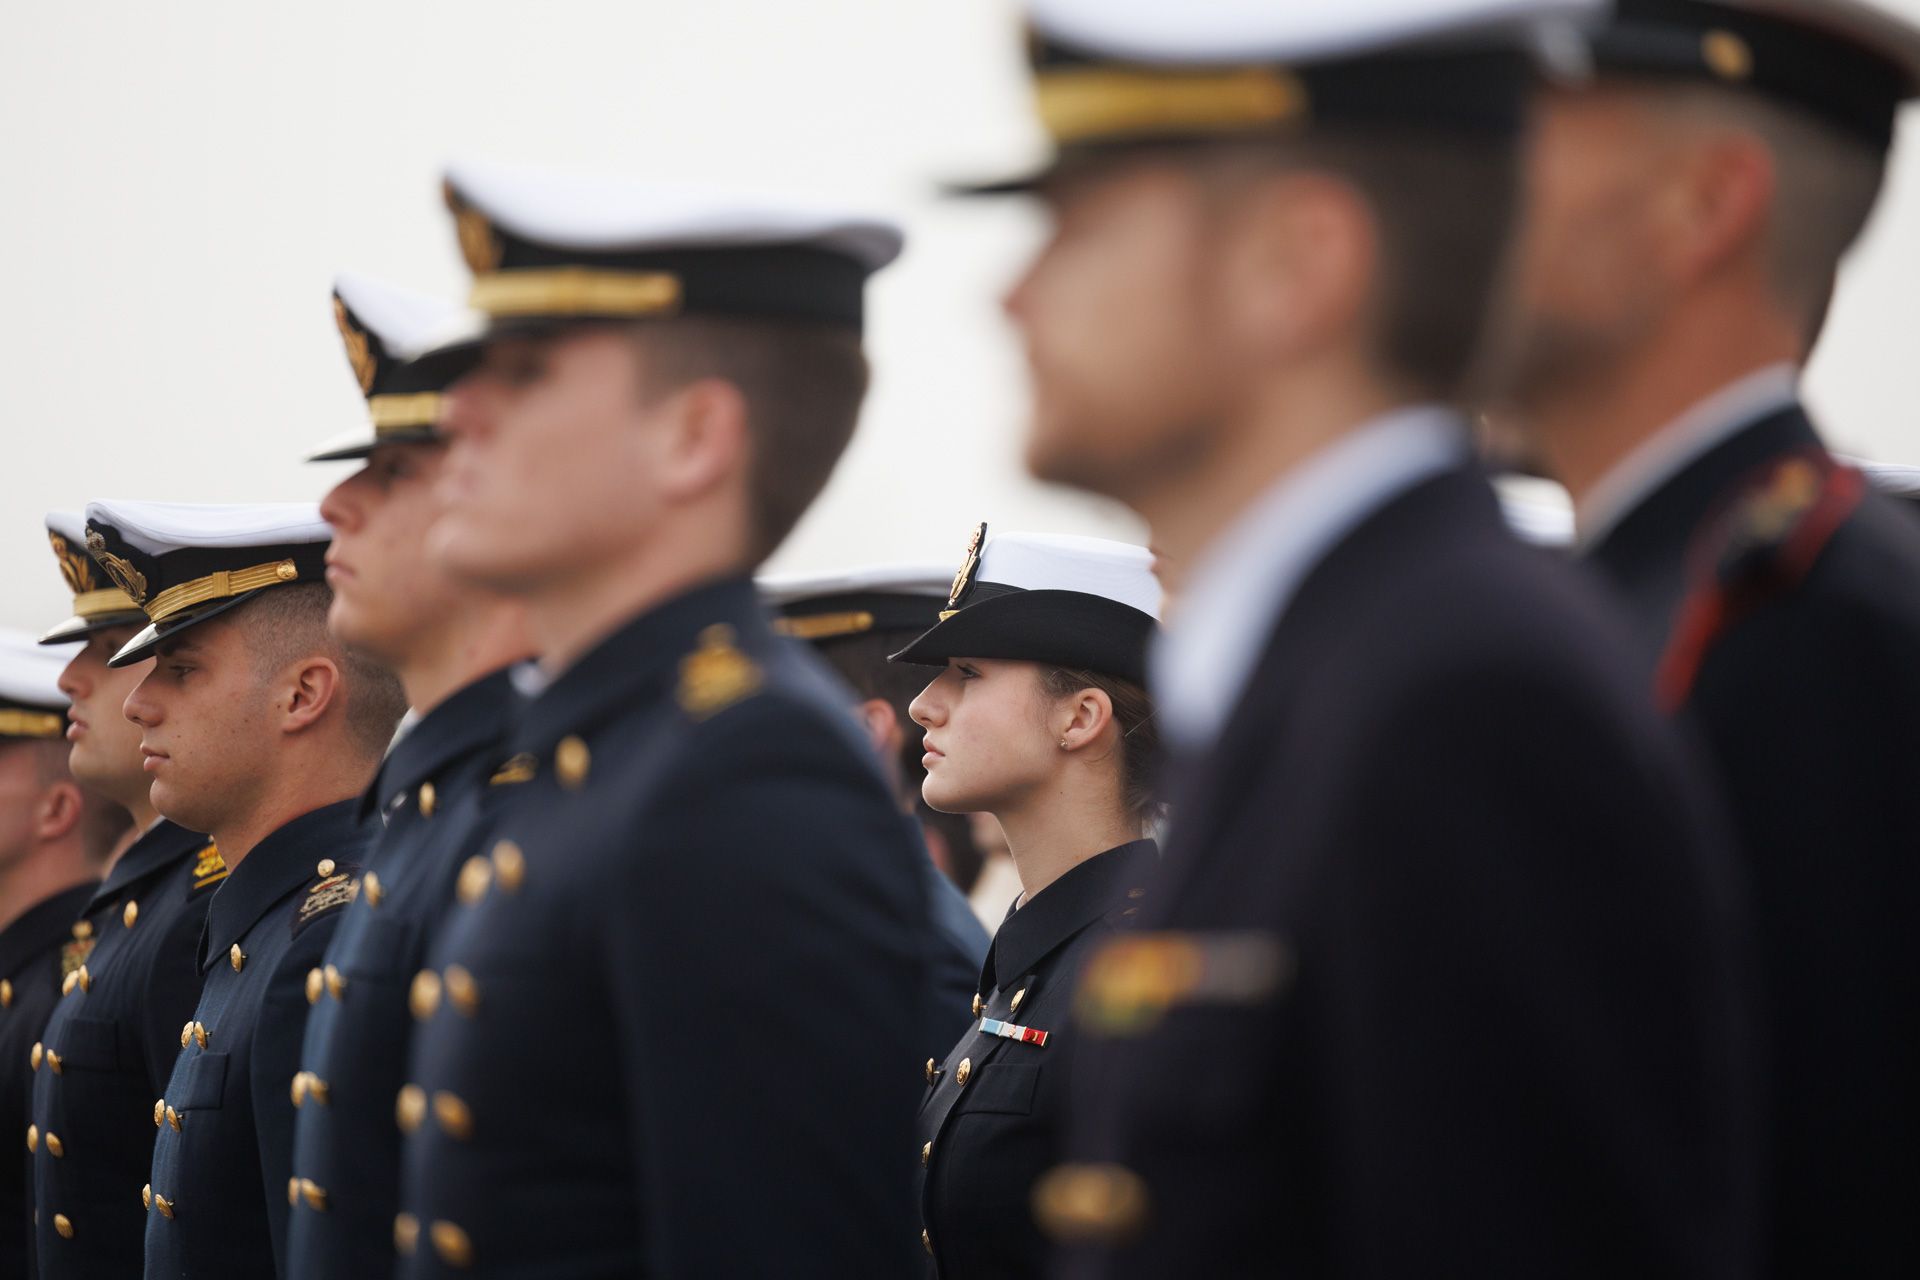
[1656,453,1865,711]
[291,866,361,938]
[677,624,763,721]
[189,842,228,894]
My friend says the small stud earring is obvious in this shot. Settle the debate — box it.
[1059,738,1070,750]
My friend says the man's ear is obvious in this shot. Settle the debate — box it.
[856,698,902,759]
[281,657,343,735]
[1217,170,1379,368]
[658,378,751,503]
[1671,129,1776,288]
[34,780,84,844]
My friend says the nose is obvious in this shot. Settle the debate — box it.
[318,473,362,533]
[57,651,90,700]
[908,675,947,730]
[122,670,160,729]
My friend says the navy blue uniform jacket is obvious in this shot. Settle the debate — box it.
[397,579,933,1277]
[29,820,217,1279]
[286,670,516,1279]
[1,881,96,1277]
[1588,405,1920,1276]
[1055,463,1762,1278]
[143,799,370,1278]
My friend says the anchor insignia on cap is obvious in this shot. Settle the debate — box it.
[941,522,987,621]
[334,298,379,394]
[86,530,148,606]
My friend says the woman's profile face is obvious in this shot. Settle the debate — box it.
[909,658,1062,817]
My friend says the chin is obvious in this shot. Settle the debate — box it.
[149,781,215,836]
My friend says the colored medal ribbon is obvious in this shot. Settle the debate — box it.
[980,1017,1049,1047]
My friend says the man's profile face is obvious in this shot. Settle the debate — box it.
[58,625,151,804]
[1493,85,1677,411]
[121,618,275,835]
[1006,159,1238,505]
[432,328,677,594]
[321,441,467,666]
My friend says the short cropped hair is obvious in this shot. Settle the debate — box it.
[1653,83,1888,338]
[1185,126,1524,400]
[632,316,872,565]
[237,583,409,759]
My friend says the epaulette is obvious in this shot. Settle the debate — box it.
[1655,452,1865,712]
[291,858,361,938]
[677,624,763,720]
[189,841,228,894]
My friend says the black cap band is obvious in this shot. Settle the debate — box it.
[1595,0,1910,149]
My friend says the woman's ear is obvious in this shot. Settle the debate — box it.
[1059,687,1115,752]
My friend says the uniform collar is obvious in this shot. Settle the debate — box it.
[201,799,362,971]
[1585,401,1823,573]
[512,576,766,753]
[981,839,1156,993]
[89,819,209,909]
[0,881,97,978]
[363,667,519,821]
[1152,405,1470,755]
[1575,363,1801,551]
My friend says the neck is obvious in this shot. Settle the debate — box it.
[0,848,92,934]
[993,773,1140,904]
[526,527,747,676]
[1519,292,1801,506]
[95,789,160,879]
[395,603,536,715]
[1133,366,1412,575]
[207,754,374,869]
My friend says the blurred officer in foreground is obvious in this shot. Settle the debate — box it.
[79,501,406,1278]
[285,274,535,1279]
[29,514,218,1280]
[971,0,1762,1273]
[1494,0,1920,1269]
[393,164,935,1276]
[0,631,112,1277]
[894,528,1161,1278]
[764,563,991,1031]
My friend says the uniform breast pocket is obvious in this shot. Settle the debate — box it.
[965,1062,1040,1116]
[55,1015,121,1072]
[171,1052,229,1110]
[343,916,418,982]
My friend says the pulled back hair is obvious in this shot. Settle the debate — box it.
[1038,666,1161,833]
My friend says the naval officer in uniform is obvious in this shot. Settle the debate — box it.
[28,514,219,1280]
[392,165,937,1276]
[285,274,536,1279]
[891,528,1161,1278]
[80,501,407,1278]
[959,0,1763,1273]
[0,631,109,1278]
[1495,1,1920,1268]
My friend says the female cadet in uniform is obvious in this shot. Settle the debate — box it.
[891,526,1161,1277]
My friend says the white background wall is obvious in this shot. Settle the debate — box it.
[4,0,1917,630]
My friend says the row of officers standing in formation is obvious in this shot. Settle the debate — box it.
[2,0,1920,1274]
